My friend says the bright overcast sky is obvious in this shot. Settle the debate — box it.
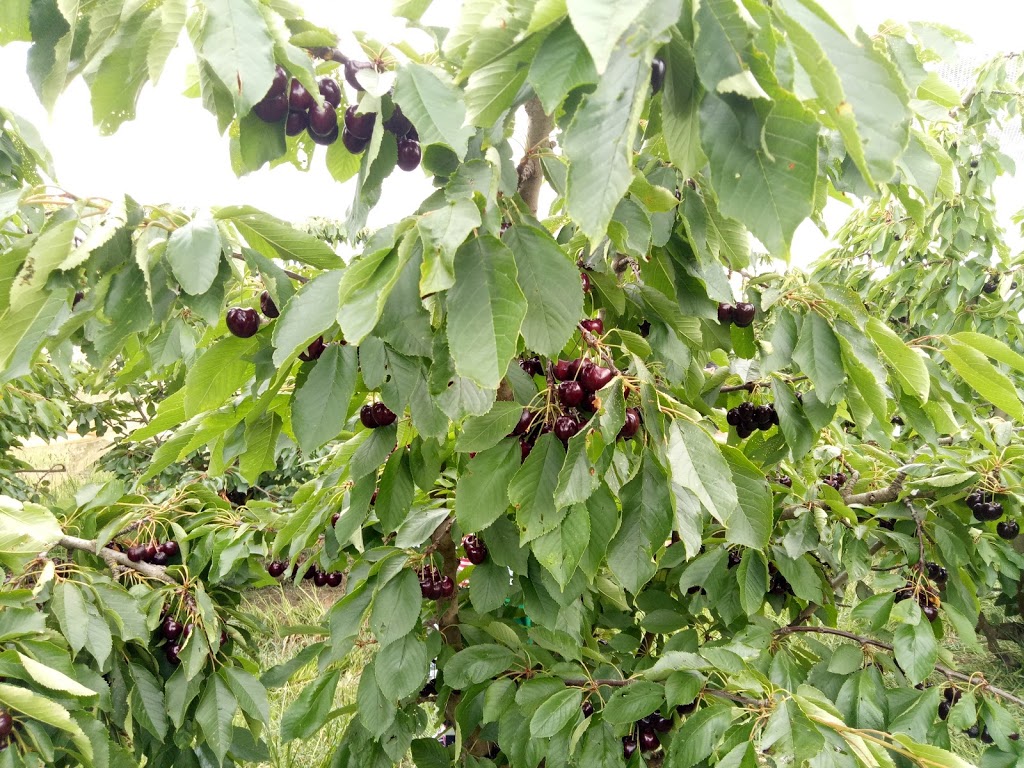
[0,0,1020,259]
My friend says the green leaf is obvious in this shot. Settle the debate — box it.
[530,688,581,738]
[694,0,769,99]
[563,50,647,243]
[700,91,818,255]
[0,681,92,760]
[566,0,651,74]
[393,63,473,159]
[235,110,286,174]
[0,498,61,560]
[890,734,975,768]
[527,19,597,114]
[375,633,429,701]
[7,218,75,310]
[223,667,270,724]
[601,681,664,724]
[776,0,910,185]
[866,317,929,403]
[456,402,525,454]
[792,311,845,404]
[291,344,358,452]
[893,618,938,685]
[281,669,341,742]
[503,224,583,357]
[465,53,532,128]
[370,568,422,647]
[411,737,451,768]
[198,0,276,115]
[444,645,518,689]
[608,454,672,593]
[720,446,772,549]
[128,662,168,741]
[510,433,568,544]
[18,653,96,697]
[942,339,1024,421]
[666,421,738,530]
[51,582,88,654]
[239,412,281,483]
[446,236,527,390]
[271,270,343,367]
[455,439,521,531]
[952,331,1024,375]
[183,334,260,418]
[665,705,733,768]
[216,206,342,269]
[554,430,600,509]
[532,502,590,588]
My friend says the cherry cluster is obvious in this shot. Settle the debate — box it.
[343,60,422,170]
[126,539,179,566]
[306,565,344,587]
[462,534,488,565]
[622,714,671,758]
[159,615,229,665]
[966,489,1004,521]
[768,565,791,596]
[717,301,755,328]
[0,709,12,751]
[725,401,778,439]
[925,560,948,585]
[253,66,345,146]
[821,471,848,490]
[418,565,455,600]
[360,402,398,429]
[894,580,940,622]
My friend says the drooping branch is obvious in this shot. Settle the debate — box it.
[775,625,1024,709]
[58,535,176,584]
[844,472,906,506]
[516,97,554,216]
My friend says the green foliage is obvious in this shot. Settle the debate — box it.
[1,2,1024,768]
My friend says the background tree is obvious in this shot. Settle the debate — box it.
[1,2,1024,767]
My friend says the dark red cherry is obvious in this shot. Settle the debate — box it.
[650,57,666,94]
[997,520,1019,540]
[268,65,288,98]
[344,60,373,91]
[558,381,585,407]
[299,336,326,361]
[383,105,413,137]
[260,290,280,318]
[267,561,286,577]
[359,404,379,429]
[581,272,591,293]
[160,540,180,557]
[143,543,158,562]
[285,109,308,137]
[652,715,672,733]
[511,409,534,436]
[554,415,580,443]
[318,78,342,108]
[717,303,734,324]
[0,710,12,738]
[639,729,659,752]
[151,550,169,566]
[344,104,377,140]
[623,736,637,759]
[309,125,339,146]
[226,307,260,338]
[308,103,337,137]
[342,127,370,154]
[553,359,573,381]
[397,138,422,171]
[581,365,614,392]
[618,408,641,440]
[372,402,397,427]
[289,78,314,112]
[126,545,146,563]
[162,616,183,641]
[327,571,343,588]
[439,576,455,597]
[165,644,182,665]
[580,318,603,336]
[581,700,594,718]
[520,439,533,463]
[313,570,330,587]
[733,302,756,328]
[253,92,288,122]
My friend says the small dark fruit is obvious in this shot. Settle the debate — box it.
[344,60,373,91]
[372,402,397,427]
[303,565,318,580]
[162,617,183,641]
[717,302,735,324]
[285,109,308,137]
[733,302,756,328]
[619,407,641,440]
[359,404,378,429]
[580,318,603,336]
[581,364,614,392]
[160,540,180,557]
[966,725,981,739]
[652,715,672,733]
[308,103,338,137]
[581,700,594,718]
[342,126,370,154]
[344,105,376,140]
[981,729,994,744]
[997,520,1020,540]
[520,439,533,463]
[383,105,413,137]
[511,409,534,436]
[0,711,11,738]
[151,550,169,566]
[289,78,314,112]
[318,78,342,108]
[73,290,85,307]
[519,356,543,377]
[650,56,666,94]
[267,561,286,578]
[558,381,585,408]
[143,542,158,561]
[970,158,980,169]
[938,700,951,720]
[944,687,962,704]
[326,571,343,588]
[581,271,591,293]
[439,576,455,598]
[639,728,659,752]
[310,125,339,146]
[313,570,330,587]
[727,549,742,568]
[623,736,637,759]
[253,91,288,122]
[983,278,999,294]
[554,415,581,443]
[127,545,145,563]
[397,138,422,171]
[260,291,280,318]
[922,604,939,622]
[268,65,288,98]
[553,359,574,381]
[165,644,182,665]
[299,336,326,361]
[226,307,260,338]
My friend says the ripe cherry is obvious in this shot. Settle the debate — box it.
[558,381,585,407]
[581,700,594,718]
[623,736,637,759]
[308,103,337,137]
[268,65,288,98]
[553,359,574,381]
[310,125,339,146]
[511,409,534,436]
[326,572,343,588]
[580,318,603,336]
[260,290,280,318]
[166,644,182,665]
[253,92,288,122]
[160,540,180,557]
[384,105,413,137]
[342,127,369,154]
[162,617,183,641]
[439,576,455,597]
[581,364,614,392]
[150,550,169,566]
[923,604,939,622]
[652,715,672,733]
[344,105,376,140]
[520,439,533,463]
[733,302,756,328]
[619,407,641,440]
[717,302,734,324]
[997,520,1020,540]
[397,138,422,171]
[650,57,666,94]
[554,415,580,443]
[344,60,373,91]
[359,404,378,429]
[126,545,146,563]
[226,307,260,338]
[318,78,342,108]
[313,570,330,587]
[285,109,308,136]
[639,729,659,752]
[143,542,157,561]
[289,78,314,112]
[267,561,286,578]
[581,272,591,293]
[372,402,397,426]
[299,336,326,361]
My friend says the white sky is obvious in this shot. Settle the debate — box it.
[0,0,1021,259]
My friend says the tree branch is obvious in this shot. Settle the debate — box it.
[516,97,554,216]
[560,678,771,708]
[307,47,351,66]
[843,472,906,506]
[58,535,176,584]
